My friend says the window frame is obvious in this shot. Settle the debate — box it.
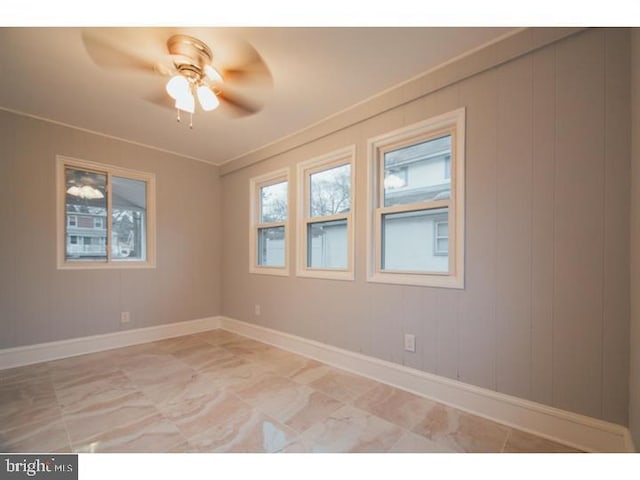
[433,219,449,256]
[296,146,356,281]
[56,155,156,270]
[249,168,290,276]
[366,108,465,288]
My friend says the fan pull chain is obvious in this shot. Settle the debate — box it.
[190,113,193,129]
[176,109,181,123]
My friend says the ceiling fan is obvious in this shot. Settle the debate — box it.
[81,29,273,128]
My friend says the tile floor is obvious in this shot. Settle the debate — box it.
[0,330,581,453]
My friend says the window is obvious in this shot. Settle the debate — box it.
[434,219,449,256]
[296,146,355,280]
[56,156,156,269]
[367,108,465,288]
[250,168,289,275]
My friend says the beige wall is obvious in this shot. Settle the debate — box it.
[630,28,640,449]
[221,28,631,424]
[0,110,221,348]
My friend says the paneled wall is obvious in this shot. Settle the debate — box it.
[630,28,640,449]
[221,29,631,424]
[0,111,222,348]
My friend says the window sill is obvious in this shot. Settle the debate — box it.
[296,269,354,281]
[250,266,290,277]
[57,261,156,270]
[366,271,464,289]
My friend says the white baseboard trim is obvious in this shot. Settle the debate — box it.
[219,316,633,453]
[0,316,221,370]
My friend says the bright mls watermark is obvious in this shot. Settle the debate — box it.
[1,455,77,480]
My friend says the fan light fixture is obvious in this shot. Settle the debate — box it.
[165,35,223,128]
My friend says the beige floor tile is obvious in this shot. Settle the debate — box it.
[63,389,160,446]
[0,380,60,432]
[302,405,404,453]
[220,338,278,362]
[388,431,456,453]
[72,413,187,453]
[503,429,582,453]
[55,371,137,413]
[198,356,270,390]
[411,404,510,453]
[195,329,246,346]
[0,363,51,385]
[161,388,250,439]
[0,331,584,454]
[153,334,211,355]
[171,343,237,371]
[354,383,439,430]
[290,362,336,385]
[48,351,121,386]
[189,407,300,453]
[0,419,70,453]
[258,350,324,378]
[232,373,343,432]
[167,440,200,453]
[306,368,380,404]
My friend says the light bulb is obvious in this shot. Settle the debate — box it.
[204,65,223,83]
[197,85,220,111]
[174,91,195,114]
[166,75,190,100]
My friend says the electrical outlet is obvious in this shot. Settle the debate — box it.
[404,334,416,352]
[120,311,131,324]
[254,304,261,316]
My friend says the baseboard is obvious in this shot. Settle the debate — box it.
[0,316,221,370]
[219,316,633,453]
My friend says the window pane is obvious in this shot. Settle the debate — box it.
[258,226,285,267]
[307,219,348,269]
[65,167,107,261]
[310,163,351,217]
[112,176,147,261]
[384,135,452,207]
[382,208,448,273]
[260,181,288,223]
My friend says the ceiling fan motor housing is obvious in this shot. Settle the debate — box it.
[167,34,213,81]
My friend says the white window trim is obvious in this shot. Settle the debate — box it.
[366,107,465,289]
[434,219,449,256]
[56,155,156,270]
[249,168,290,276]
[296,146,356,281]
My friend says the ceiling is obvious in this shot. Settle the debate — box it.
[0,27,516,166]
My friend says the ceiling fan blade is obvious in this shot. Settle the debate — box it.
[217,88,263,117]
[81,30,172,76]
[143,91,175,111]
[219,39,273,87]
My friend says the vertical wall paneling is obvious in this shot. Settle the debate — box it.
[13,118,53,346]
[630,27,640,448]
[495,56,534,399]
[0,110,17,348]
[554,29,606,419]
[0,110,222,348]
[602,28,631,425]
[530,46,556,406]
[216,29,630,424]
[457,69,499,390]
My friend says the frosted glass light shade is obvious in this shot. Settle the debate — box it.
[174,92,195,113]
[197,85,220,111]
[166,75,190,100]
